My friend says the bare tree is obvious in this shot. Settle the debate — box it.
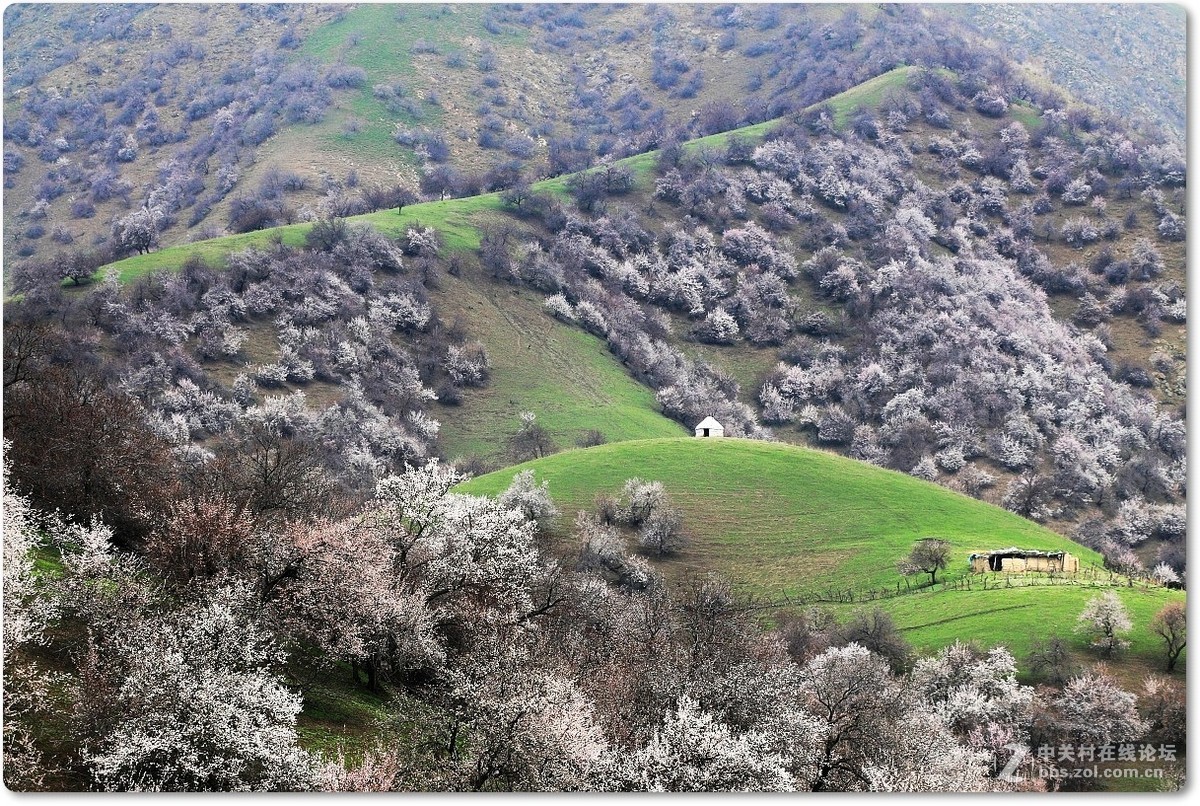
[1026,635,1075,685]
[394,185,418,215]
[500,180,533,212]
[507,411,555,462]
[836,608,910,671]
[1150,602,1186,672]
[4,364,178,546]
[898,538,951,585]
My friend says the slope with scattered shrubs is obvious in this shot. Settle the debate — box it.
[461,438,1184,677]
[867,584,1184,682]
[459,437,1103,595]
[2,1,986,259]
[44,62,1191,579]
[71,68,927,463]
[95,66,924,284]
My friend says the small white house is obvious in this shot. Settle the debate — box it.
[694,416,725,438]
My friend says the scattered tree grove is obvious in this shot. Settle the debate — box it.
[4,451,1175,792]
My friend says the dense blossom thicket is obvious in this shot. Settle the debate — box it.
[1,5,1187,793]
[6,223,488,512]
[502,68,1185,577]
[8,3,1171,262]
[3,459,1171,791]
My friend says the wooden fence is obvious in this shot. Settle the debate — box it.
[746,565,1168,612]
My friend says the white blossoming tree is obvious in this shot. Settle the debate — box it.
[1076,591,1134,656]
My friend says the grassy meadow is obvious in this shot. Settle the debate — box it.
[858,584,1185,682]
[459,437,1103,595]
[460,438,1184,678]
[428,263,685,462]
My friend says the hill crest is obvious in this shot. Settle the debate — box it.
[459,436,1104,598]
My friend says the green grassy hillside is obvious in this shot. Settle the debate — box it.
[80,68,926,462]
[460,437,1103,594]
[862,584,1184,678]
[429,265,685,461]
[460,438,1184,676]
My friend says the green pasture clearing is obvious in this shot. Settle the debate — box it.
[855,583,1185,680]
[460,438,1182,681]
[458,437,1101,597]
[429,267,685,462]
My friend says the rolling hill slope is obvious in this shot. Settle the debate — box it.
[1,3,957,259]
[427,265,685,461]
[33,62,1185,558]
[70,68,924,463]
[94,65,923,284]
[459,437,1105,595]
[4,9,1188,791]
[866,584,1184,679]
[460,438,1184,676]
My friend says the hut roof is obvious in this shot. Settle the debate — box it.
[968,547,1069,560]
[696,416,724,430]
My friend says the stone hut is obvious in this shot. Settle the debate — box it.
[968,548,1079,574]
[694,416,725,438]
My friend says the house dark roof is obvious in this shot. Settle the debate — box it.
[968,547,1070,560]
